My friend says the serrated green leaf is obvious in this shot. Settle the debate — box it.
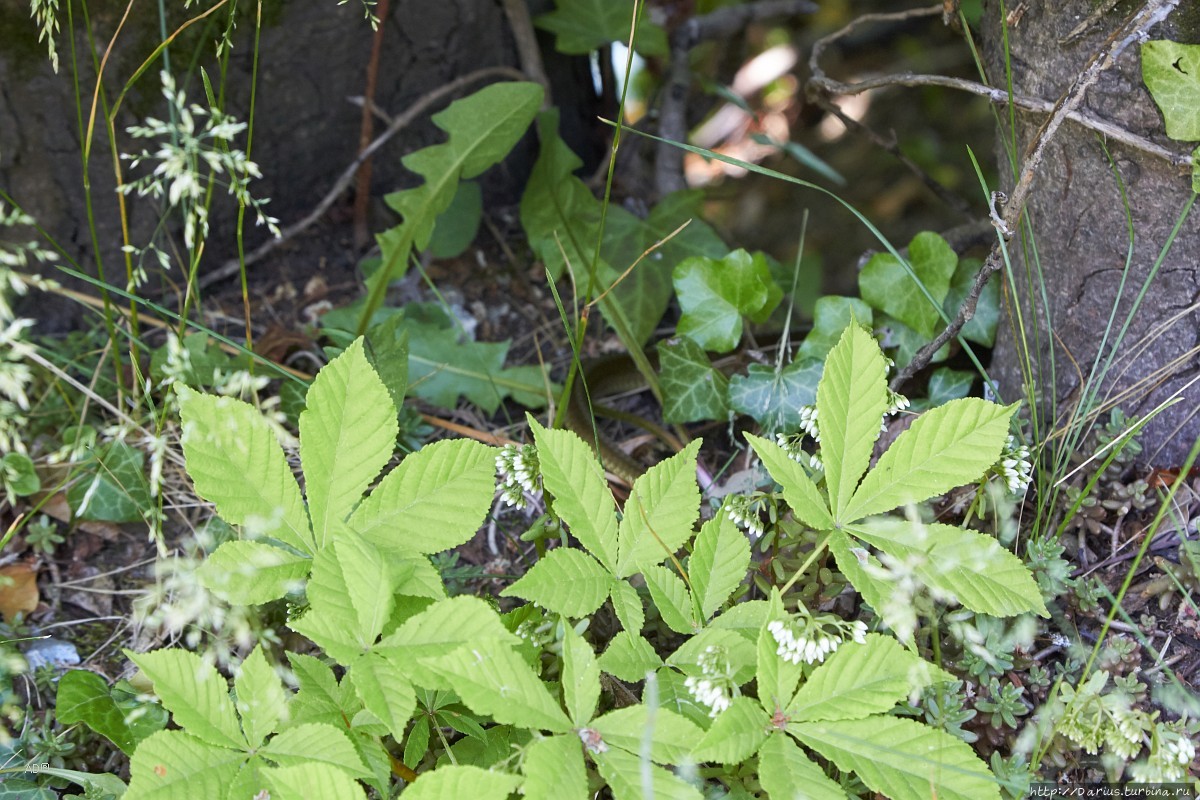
[375,596,516,687]
[728,360,823,434]
[197,541,309,605]
[289,603,364,667]
[56,670,140,754]
[655,667,714,730]
[126,648,244,750]
[643,564,696,634]
[592,705,704,763]
[349,652,415,743]
[848,518,1049,618]
[179,387,312,554]
[658,337,730,423]
[235,645,286,749]
[403,716,430,768]
[758,734,847,800]
[616,440,701,577]
[287,653,350,728]
[535,0,667,56]
[598,631,662,682]
[796,296,873,362]
[826,531,891,622]
[791,716,1000,800]
[401,765,522,800]
[688,514,750,622]
[1143,40,1200,141]
[745,433,833,530]
[842,399,1015,521]
[819,325,889,520]
[674,250,782,352]
[562,625,601,725]
[426,640,571,732]
[610,579,645,633]
[522,735,588,800]
[593,748,703,800]
[859,232,956,338]
[300,338,397,549]
[7,767,126,798]
[708,599,769,637]
[756,594,802,716]
[350,438,495,554]
[788,635,951,722]
[530,418,619,571]
[264,762,366,800]
[501,547,613,617]
[667,628,757,686]
[124,730,244,800]
[307,532,392,651]
[261,723,369,778]
[690,696,768,765]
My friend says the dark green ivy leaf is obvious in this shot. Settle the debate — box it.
[728,359,823,434]
[658,338,729,424]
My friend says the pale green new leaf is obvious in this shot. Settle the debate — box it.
[843,398,1015,521]
[616,440,701,577]
[375,596,517,688]
[349,652,416,743]
[427,640,572,732]
[300,338,397,549]
[562,625,601,725]
[400,765,522,800]
[592,704,704,764]
[124,730,244,800]
[287,653,350,727]
[758,734,847,800]
[818,324,889,520]
[745,433,833,530]
[610,579,645,633]
[264,763,365,800]
[261,723,369,778]
[643,564,696,634]
[598,631,662,682]
[197,541,309,605]
[522,735,588,800]
[690,696,768,765]
[306,533,392,650]
[708,598,769,637]
[178,387,312,554]
[500,547,612,617]
[1142,41,1200,141]
[288,604,364,667]
[350,439,495,554]
[757,595,802,716]
[529,418,619,571]
[593,748,703,800]
[788,635,951,722]
[791,716,999,800]
[688,514,750,622]
[235,645,286,749]
[127,649,244,750]
[667,628,757,686]
[848,518,1049,618]
[825,531,892,623]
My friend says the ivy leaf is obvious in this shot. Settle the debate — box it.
[260,723,370,778]
[859,232,956,338]
[728,360,823,433]
[616,440,701,577]
[688,514,750,622]
[67,441,152,524]
[912,368,975,411]
[690,696,768,765]
[642,564,696,634]
[264,763,366,800]
[1142,40,1200,141]
[674,250,783,352]
[796,296,873,362]
[522,735,588,800]
[300,338,397,549]
[758,734,847,800]
[842,398,1015,522]
[791,716,999,800]
[598,631,662,682]
[234,645,287,749]
[126,649,244,751]
[124,730,245,800]
[56,670,150,755]
[561,626,601,726]
[597,205,676,348]
[944,257,1000,346]
[658,337,730,423]
[593,748,703,800]
[535,0,668,56]
[197,541,309,606]
[609,580,645,634]
[501,547,613,618]
[745,433,833,530]
[591,705,704,764]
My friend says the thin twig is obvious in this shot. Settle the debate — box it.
[501,0,552,104]
[352,0,391,249]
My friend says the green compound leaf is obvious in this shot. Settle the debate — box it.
[658,337,730,423]
[848,518,1049,618]
[67,440,152,524]
[788,634,951,723]
[500,547,613,618]
[350,438,495,555]
[591,705,704,764]
[728,359,823,434]
[529,417,619,571]
[819,324,889,521]
[688,514,750,622]
[593,747,703,800]
[260,723,369,778]
[234,645,287,749]
[264,763,366,800]
[178,387,312,555]
[349,652,415,743]
[126,649,244,750]
[616,440,701,577]
[673,249,783,353]
[859,232,956,338]
[535,0,667,56]
[306,532,393,651]
[842,398,1016,521]
[288,601,367,667]
[197,541,309,606]
[642,564,696,634]
[375,596,516,688]
[609,579,645,633]
[745,433,833,530]
[598,630,662,682]
[522,735,588,800]
[561,625,601,726]
[791,715,1000,800]
[1142,40,1200,141]
[796,296,873,362]
[690,696,768,765]
[758,733,848,800]
[400,765,521,800]
[287,654,351,727]
[124,730,245,800]
[300,338,397,549]
[427,640,572,733]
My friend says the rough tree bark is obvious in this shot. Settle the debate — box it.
[980,2,1199,467]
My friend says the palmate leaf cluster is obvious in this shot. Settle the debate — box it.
[56,325,1046,799]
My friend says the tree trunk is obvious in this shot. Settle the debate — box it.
[981,2,1200,467]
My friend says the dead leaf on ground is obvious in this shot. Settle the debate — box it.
[0,563,40,622]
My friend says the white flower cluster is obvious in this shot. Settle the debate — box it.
[1130,729,1196,782]
[774,431,823,472]
[883,389,909,425]
[768,615,867,666]
[995,434,1033,495]
[724,495,764,537]
[683,645,735,717]
[496,443,540,509]
[797,404,820,442]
